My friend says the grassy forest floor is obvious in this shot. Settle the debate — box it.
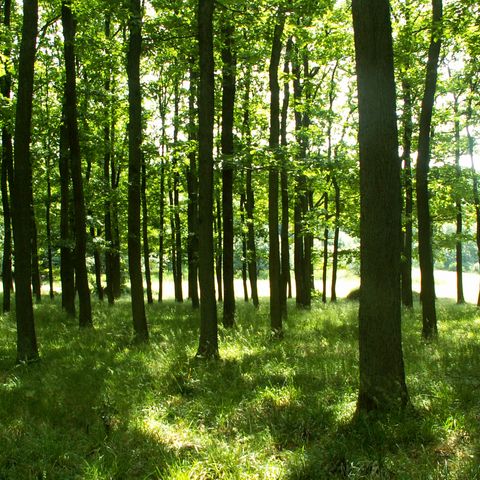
[1,289,480,479]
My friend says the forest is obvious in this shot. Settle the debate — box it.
[1,0,480,478]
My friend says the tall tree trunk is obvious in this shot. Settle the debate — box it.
[221,22,236,328]
[268,12,285,336]
[127,0,148,341]
[331,177,340,302]
[352,0,409,411]
[416,0,442,339]
[45,148,54,300]
[215,192,223,302]
[243,68,259,308]
[240,190,249,302]
[1,0,13,313]
[322,195,329,304]
[62,0,92,328]
[30,211,41,302]
[401,79,414,308]
[280,37,292,315]
[187,64,200,308]
[59,107,76,316]
[453,93,464,304]
[196,0,218,358]
[12,0,39,362]
[158,157,165,302]
[142,156,153,304]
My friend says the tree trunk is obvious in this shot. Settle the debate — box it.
[215,192,223,302]
[31,210,41,302]
[416,0,442,339]
[62,0,92,328]
[240,190,249,302]
[268,12,285,336]
[59,108,76,316]
[1,0,13,313]
[142,156,153,304]
[280,37,292,316]
[401,79,414,308]
[322,196,329,304]
[127,0,148,341]
[187,64,200,308]
[196,0,218,358]
[453,94,464,304]
[243,68,259,308]
[331,177,340,302]
[45,151,54,300]
[12,0,39,362]
[352,0,409,411]
[221,22,236,328]
[158,157,165,302]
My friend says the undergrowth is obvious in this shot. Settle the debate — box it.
[0,296,479,479]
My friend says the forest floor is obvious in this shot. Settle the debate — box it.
[0,288,479,478]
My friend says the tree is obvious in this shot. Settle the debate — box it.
[268,11,285,336]
[196,0,218,358]
[127,0,149,342]
[11,0,39,362]
[221,21,236,328]
[352,0,409,411]
[416,0,442,338]
[62,0,92,328]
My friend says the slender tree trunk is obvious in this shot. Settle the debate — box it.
[215,192,223,302]
[45,152,54,300]
[416,0,442,339]
[240,190,249,302]
[62,0,92,328]
[1,0,13,313]
[187,64,200,308]
[158,156,165,302]
[221,22,236,328]
[331,177,340,302]
[12,0,39,362]
[196,0,218,358]
[268,12,285,336]
[31,211,41,302]
[322,195,329,304]
[401,79,414,308]
[453,94,464,304]
[142,156,153,304]
[243,68,259,308]
[127,0,148,341]
[280,37,292,315]
[352,0,408,411]
[59,108,76,316]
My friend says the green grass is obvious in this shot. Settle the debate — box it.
[1,296,479,479]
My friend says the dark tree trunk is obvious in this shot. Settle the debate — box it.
[416,0,442,339]
[331,177,340,302]
[187,64,200,308]
[196,0,218,359]
[322,195,329,304]
[31,211,41,302]
[215,192,223,302]
[352,0,409,411]
[172,83,183,303]
[142,156,153,304]
[59,108,76,316]
[268,12,285,336]
[103,15,114,305]
[221,22,236,328]
[240,190,249,302]
[12,0,39,362]
[1,0,13,313]
[62,0,92,328]
[453,94,464,304]
[158,157,165,302]
[127,0,148,341]
[280,37,292,315]
[401,79,414,308]
[243,69,259,308]
[45,152,54,300]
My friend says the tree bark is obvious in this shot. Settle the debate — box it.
[401,79,414,308]
[268,12,285,336]
[221,22,236,328]
[215,192,223,302]
[31,210,41,302]
[62,0,92,328]
[12,0,39,362]
[453,94,464,304]
[196,0,218,358]
[142,156,153,304]
[127,0,148,341]
[352,0,409,411]
[416,0,442,339]
[1,0,13,313]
